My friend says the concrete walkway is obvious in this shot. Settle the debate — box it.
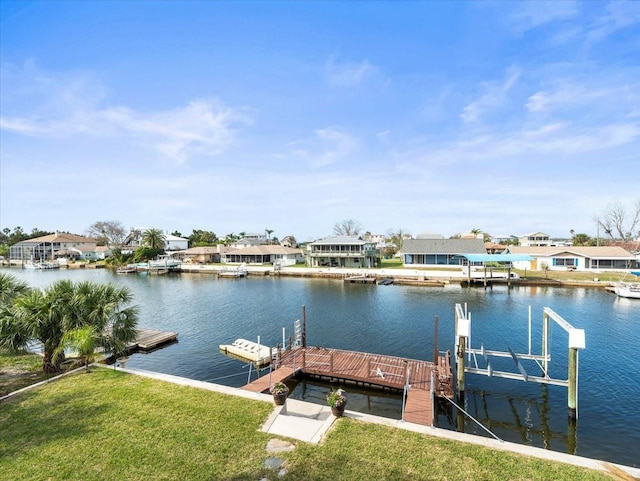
[103,365,640,479]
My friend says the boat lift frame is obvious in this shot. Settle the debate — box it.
[454,303,586,420]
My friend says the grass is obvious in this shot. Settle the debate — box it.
[0,351,53,397]
[0,362,615,481]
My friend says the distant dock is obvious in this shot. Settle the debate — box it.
[127,328,179,352]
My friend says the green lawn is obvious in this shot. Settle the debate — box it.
[0,366,613,481]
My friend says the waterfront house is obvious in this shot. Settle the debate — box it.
[399,238,487,267]
[518,232,552,247]
[504,246,638,271]
[54,245,111,261]
[9,232,98,261]
[306,236,379,268]
[121,228,188,251]
[164,234,189,251]
[222,245,303,266]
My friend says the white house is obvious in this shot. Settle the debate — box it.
[518,232,552,247]
[505,246,637,271]
[164,234,189,251]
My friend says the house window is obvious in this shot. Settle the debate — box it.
[554,258,576,266]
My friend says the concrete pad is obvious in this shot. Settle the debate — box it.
[263,399,337,443]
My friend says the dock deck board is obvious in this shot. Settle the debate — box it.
[242,367,297,393]
[132,328,179,351]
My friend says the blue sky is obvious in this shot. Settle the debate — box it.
[1,1,639,242]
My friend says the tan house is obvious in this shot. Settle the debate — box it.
[10,232,98,261]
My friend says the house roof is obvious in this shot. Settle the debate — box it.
[310,236,372,246]
[400,238,487,255]
[184,246,221,254]
[17,232,97,244]
[225,245,303,255]
[520,232,550,237]
[165,234,188,242]
[464,254,534,262]
[506,246,635,259]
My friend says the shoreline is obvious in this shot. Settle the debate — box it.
[0,262,618,290]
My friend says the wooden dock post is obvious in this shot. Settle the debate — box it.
[302,305,307,348]
[568,347,578,421]
[433,315,439,365]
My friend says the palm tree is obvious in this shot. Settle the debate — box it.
[73,282,139,359]
[0,273,30,305]
[54,325,101,372]
[265,229,274,244]
[141,228,166,250]
[0,279,139,373]
[470,228,482,238]
[9,288,67,372]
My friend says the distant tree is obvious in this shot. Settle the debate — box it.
[188,229,217,246]
[133,247,162,262]
[540,261,550,279]
[87,220,126,247]
[386,229,410,256]
[223,233,239,245]
[571,233,591,246]
[595,199,640,243]
[271,236,279,245]
[470,228,482,238]
[334,219,362,237]
[265,229,274,243]
[141,228,166,250]
[171,230,183,238]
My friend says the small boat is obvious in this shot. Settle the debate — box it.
[218,262,248,278]
[117,264,138,274]
[23,261,60,270]
[148,255,182,270]
[219,338,272,366]
[614,271,640,299]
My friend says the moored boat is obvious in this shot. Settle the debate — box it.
[219,338,273,366]
[614,271,640,299]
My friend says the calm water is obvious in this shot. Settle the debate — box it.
[6,268,640,467]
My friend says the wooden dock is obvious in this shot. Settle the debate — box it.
[343,275,377,284]
[129,328,179,351]
[242,346,452,427]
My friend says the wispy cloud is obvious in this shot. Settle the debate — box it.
[0,63,251,163]
[325,57,378,87]
[509,0,579,33]
[288,126,358,168]
[460,68,521,123]
[585,0,640,46]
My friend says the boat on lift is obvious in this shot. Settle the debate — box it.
[614,271,640,299]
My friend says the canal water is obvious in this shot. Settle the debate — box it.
[6,268,639,467]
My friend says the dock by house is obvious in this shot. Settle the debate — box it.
[243,346,452,426]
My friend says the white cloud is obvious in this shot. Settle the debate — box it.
[0,63,251,163]
[325,57,378,87]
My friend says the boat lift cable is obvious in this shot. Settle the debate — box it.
[202,371,251,383]
[443,395,503,443]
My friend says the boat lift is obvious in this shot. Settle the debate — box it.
[454,303,586,420]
